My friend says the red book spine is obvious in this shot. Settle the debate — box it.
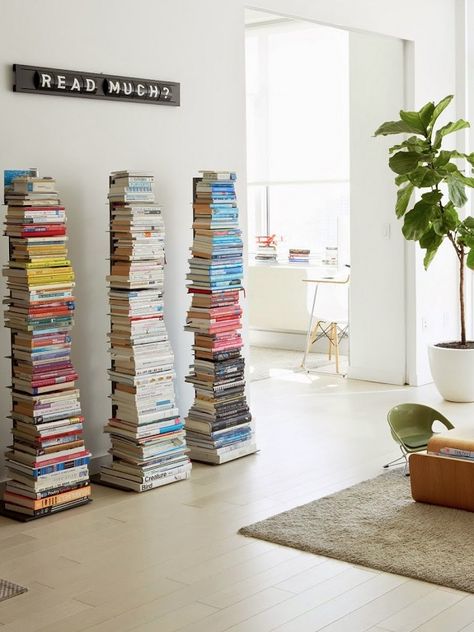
[30,336,71,347]
[20,206,65,211]
[28,307,72,315]
[28,449,91,467]
[36,430,83,443]
[30,374,77,387]
[20,229,66,238]
[128,315,163,322]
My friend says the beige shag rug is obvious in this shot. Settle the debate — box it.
[239,469,474,593]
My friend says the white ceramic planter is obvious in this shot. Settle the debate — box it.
[428,343,474,402]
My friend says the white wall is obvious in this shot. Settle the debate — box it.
[0,0,459,478]
[348,32,406,384]
[0,0,248,480]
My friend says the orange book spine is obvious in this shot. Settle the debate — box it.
[4,485,91,510]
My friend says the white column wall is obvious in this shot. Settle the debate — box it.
[348,32,406,384]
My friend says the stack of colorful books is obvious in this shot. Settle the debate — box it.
[1,175,91,519]
[99,171,191,491]
[255,236,278,263]
[288,248,310,263]
[185,171,256,464]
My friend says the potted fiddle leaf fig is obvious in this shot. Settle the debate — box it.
[375,95,474,401]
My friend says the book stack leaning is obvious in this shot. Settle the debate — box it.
[185,171,256,464]
[1,175,91,519]
[98,171,191,492]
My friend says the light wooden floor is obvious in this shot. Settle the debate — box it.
[1,369,474,631]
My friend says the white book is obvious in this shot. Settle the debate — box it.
[100,465,191,492]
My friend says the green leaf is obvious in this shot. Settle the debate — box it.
[395,174,409,186]
[443,202,460,231]
[452,171,474,188]
[420,227,441,248]
[400,110,427,135]
[389,136,430,154]
[402,201,434,240]
[421,190,443,204]
[433,150,455,168]
[458,217,474,248]
[407,166,443,187]
[458,231,474,249]
[395,183,414,218]
[467,249,474,270]
[428,95,453,132]
[420,228,443,269]
[433,119,470,148]
[447,173,468,207]
[430,201,459,236]
[389,151,420,175]
[374,120,427,137]
[419,102,435,129]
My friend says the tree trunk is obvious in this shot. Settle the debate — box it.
[460,246,466,345]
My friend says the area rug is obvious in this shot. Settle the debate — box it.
[0,579,27,602]
[239,470,474,593]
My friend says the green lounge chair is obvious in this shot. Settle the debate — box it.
[383,403,454,474]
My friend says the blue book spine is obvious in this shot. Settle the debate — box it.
[206,273,243,281]
[32,456,91,477]
[155,423,185,434]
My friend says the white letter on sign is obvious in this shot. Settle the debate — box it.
[136,83,145,96]
[107,80,120,94]
[40,73,52,88]
[85,78,96,92]
[148,84,160,99]
[57,75,66,89]
[71,77,81,91]
[122,82,133,95]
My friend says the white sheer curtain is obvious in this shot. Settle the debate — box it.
[245,21,350,260]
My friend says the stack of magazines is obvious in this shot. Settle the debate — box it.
[99,171,191,491]
[2,175,91,518]
[184,171,256,464]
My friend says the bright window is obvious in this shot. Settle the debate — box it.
[245,21,350,264]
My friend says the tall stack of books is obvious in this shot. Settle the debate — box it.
[185,171,256,464]
[1,175,91,519]
[98,171,191,492]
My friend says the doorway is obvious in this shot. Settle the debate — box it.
[244,9,407,386]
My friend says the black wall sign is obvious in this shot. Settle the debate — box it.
[13,64,180,106]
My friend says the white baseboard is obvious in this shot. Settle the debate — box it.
[347,365,406,386]
[249,328,349,355]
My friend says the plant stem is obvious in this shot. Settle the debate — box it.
[460,245,466,345]
[437,182,465,344]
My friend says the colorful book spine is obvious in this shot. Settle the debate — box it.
[184,171,256,464]
[97,171,191,490]
[1,173,91,520]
